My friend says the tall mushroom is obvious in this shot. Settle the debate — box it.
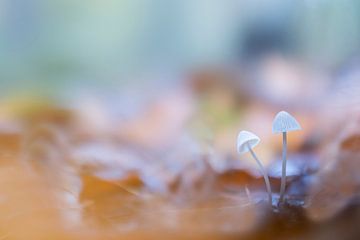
[272,111,301,203]
[237,130,272,204]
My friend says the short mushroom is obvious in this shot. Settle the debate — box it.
[272,111,301,203]
[237,130,272,204]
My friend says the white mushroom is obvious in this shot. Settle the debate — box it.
[272,111,301,203]
[237,130,272,204]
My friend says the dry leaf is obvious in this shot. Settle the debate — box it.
[306,127,360,221]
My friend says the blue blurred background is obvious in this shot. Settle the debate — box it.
[1,0,359,97]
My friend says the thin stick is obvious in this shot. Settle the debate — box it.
[279,132,287,203]
[248,144,272,204]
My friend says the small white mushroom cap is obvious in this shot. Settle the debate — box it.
[272,111,301,133]
[237,130,260,154]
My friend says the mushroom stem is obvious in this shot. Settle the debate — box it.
[248,144,272,204]
[279,131,287,203]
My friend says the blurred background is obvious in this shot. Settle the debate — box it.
[1,0,359,94]
[1,0,360,239]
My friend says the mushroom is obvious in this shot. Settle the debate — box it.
[272,111,301,203]
[237,130,272,204]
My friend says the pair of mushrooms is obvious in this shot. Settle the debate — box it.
[237,111,301,205]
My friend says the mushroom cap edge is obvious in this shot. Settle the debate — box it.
[272,111,301,134]
[237,130,260,154]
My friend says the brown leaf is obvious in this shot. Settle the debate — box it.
[306,131,360,221]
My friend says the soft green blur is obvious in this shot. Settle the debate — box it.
[0,0,359,95]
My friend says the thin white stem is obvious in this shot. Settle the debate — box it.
[248,144,272,204]
[279,132,287,203]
